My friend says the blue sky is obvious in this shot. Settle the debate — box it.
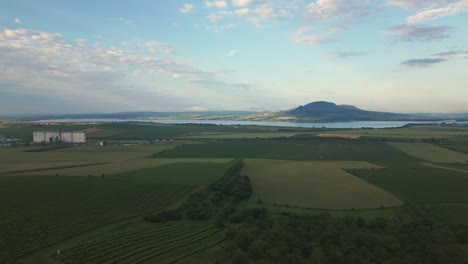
[1,0,467,114]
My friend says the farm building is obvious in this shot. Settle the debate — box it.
[33,131,86,144]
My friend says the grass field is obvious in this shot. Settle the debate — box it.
[238,200,412,220]
[154,140,419,165]
[389,142,468,163]
[54,221,224,264]
[242,159,403,209]
[428,203,468,225]
[351,167,468,203]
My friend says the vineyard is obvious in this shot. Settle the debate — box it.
[0,174,196,263]
[55,222,224,264]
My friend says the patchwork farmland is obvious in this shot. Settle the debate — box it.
[2,122,468,263]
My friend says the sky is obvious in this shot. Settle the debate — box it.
[0,0,467,114]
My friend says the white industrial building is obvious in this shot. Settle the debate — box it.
[33,131,86,144]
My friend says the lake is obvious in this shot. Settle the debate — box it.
[31,119,462,129]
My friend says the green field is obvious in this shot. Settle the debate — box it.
[55,221,224,264]
[242,159,402,209]
[0,160,232,263]
[351,167,468,203]
[154,140,419,165]
[389,142,468,163]
[327,125,468,139]
[3,123,468,263]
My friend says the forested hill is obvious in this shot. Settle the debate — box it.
[286,101,422,122]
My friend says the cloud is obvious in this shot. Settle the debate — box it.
[401,58,446,67]
[232,0,256,7]
[327,24,352,33]
[388,0,468,23]
[234,3,292,25]
[207,13,223,22]
[187,106,208,111]
[179,3,195,14]
[433,50,468,58]
[387,24,452,42]
[13,18,21,24]
[206,23,237,32]
[386,0,442,10]
[307,0,372,20]
[225,49,239,56]
[329,52,367,59]
[205,0,228,9]
[0,27,248,111]
[292,26,330,46]
[401,48,468,68]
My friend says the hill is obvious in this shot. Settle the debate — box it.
[285,101,423,122]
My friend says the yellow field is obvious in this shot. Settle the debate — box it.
[19,158,233,176]
[389,142,468,163]
[242,159,403,210]
[317,133,360,139]
[0,144,178,174]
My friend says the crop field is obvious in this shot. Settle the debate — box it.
[351,167,468,203]
[0,159,231,263]
[0,144,178,174]
[18,158,233,176]
[55,222,224,264]
[154,140,419,165]
[87,123,313,140]
[317,133,360,139]
[176,132,299,139]
[242,159,402,209]
[0,176,195,263]
[388,142,468,163]
[4,123,468,263]
[327,125,468,139]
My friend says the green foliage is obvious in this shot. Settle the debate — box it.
[216,214,468,264]
[182,160,253,221]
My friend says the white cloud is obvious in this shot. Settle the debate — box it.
[206,23,237,32]
[407,0,468,23]
[179,3,195,14]
[292,26,330,46]
[0,27,259,113]
[207,13,223,22]
[225,49,239,56]
[13,18,21,24]
[187,106,208,111]
[234,3,292,25]
[386,0,468,23]
[307,0,372,19]
[205,0,228,9]
[232,0,256,7]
